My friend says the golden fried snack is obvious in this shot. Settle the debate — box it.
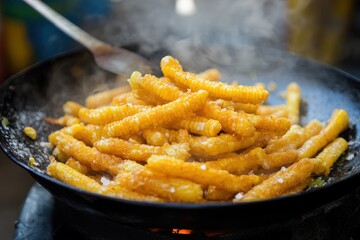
[65,157,91,175]
[240,138,348,201]
[63,101,84,117]
[213,99,258,113]
[261,150,298,169]
[52,147,70,163]
[286,82,301,124]
[94,138,164,162]
[78,105,149,125]
[58,123,101,146]
[142,128,171,146]
[200,101,255,137]
[204,147,265,175]
[45,115,81,126]
[117,160,204,202]
[265,125,306,153]
[85,85,131,108]
[206,186,234,201]
[161,142,190,160]
[161,56,269,104]
[102,179,165,202]
[172,115,222,137]
[239,158,315,201]
[102,90,208,138]
[189,133,260,157]
[111,92,148,106]
[197,68,221,82]
[47,160,102,192]
[304,119,324,139]
[298,109,349,159]
[313,138,348,176]
[147,155,260,193]
[130,72,184,102]
[49,132,122,175]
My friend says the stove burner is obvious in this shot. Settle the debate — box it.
[15,183,360,240]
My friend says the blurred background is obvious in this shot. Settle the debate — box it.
[0,0,359,239]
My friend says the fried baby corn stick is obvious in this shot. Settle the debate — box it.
[118,160,204,202]
[146,155,260,193]
[47,160,102,192]
[130,72,185,102]
[161,56,269,104]
[49,132,122,175]
[58,123,101,146]
[313,138,348,176]
[239,158,315,201]
[78,105,149,125]
[85,85,131,108]
[204,147,265,175]
[102,180,165,202]
[200,101,255,136]
[213,99,258,113]
[94,138,164,162]
[102,90,208,138]
[240,138,348,201]
[189,133,260,157]
[65,157,91,175]
[298,109,349,159]
[286,82,301,124]
[265,120,323,154]
[172,116,222,137]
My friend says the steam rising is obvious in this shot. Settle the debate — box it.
[93,0,286,56]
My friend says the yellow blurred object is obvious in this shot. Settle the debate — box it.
[287,0,355,64]
[4,19,34,73]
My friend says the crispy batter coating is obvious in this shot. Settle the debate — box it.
[265,125,306,153]
[79,105,149,125]
[66,157,91,174]
[213,99,258,113]
[49,132,122,175]
[200,101,255,137]
[172,116,222,137]
[131,72,184,102]
[94,138,164,162]
[102,90,208,138]
[85,85,131,108]
[47,160,102,192]
[189,133,260,157]
[147,155,260,193]
[239,158,315,201]
[204,147,265,174]
[161,56,269,104]
[261,150,298,169]
[298,109,349,159]
[118,160,204,202]
[286,82,301,124]
[313,138,348,176]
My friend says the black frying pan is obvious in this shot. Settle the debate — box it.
[0,45,359,229]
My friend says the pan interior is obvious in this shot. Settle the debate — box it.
[0,45,359,204]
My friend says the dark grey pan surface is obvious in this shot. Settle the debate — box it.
[0,45,359,229]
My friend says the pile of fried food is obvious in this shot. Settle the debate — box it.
[45,56,349,203]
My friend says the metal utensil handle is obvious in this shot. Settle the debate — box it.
[23,0,109,50]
